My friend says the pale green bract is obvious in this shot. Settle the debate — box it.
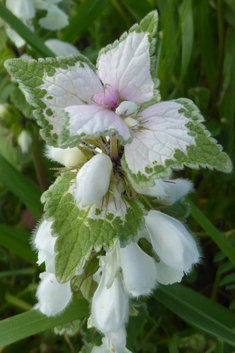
[41,172,146,283]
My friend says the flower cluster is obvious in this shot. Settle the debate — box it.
[5,10,231,353]
[5,0,69,48]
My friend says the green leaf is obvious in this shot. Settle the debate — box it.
[62,0,110,44]
[178,0,194,79]
[122,99,232,188]
[154,284,235,347]
[0,299,89,348]
[217,261,234,274]
[0,223,37,264]
[4,54,98,147]
[188,200,235,267]
[42,172,146,283]
[0,155,42,220]
[0,3,55,58]
[10,86,34,119]
[219,273,235,286]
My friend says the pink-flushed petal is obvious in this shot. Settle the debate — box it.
[93,85,119,107]
[39,61,103,136]
[97,31,154,103]
[65,105,132,143]
[123,101,196,184]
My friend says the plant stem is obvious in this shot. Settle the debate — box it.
[215,0,225,97]
[110,133,118,162]
[32,137,48,191]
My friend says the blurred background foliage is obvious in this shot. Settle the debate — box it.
[0,0,235,352]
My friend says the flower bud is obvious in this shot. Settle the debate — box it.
[74,154,112,207]
[135,178,193,206]
[91,269,129,333]
[36,272,72,316]
[115,101,138,117]
[45,145,87,167]
[145,210,200,273]
[17,130,32,153]
[119,242,157,297]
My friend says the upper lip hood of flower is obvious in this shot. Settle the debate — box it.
[145,210,200,273]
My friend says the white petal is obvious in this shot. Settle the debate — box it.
[119,242,157,297]
[145,210,200,272]
[135,178,193,205]
[106,327,127,350]
[17,130,32,153]
[91,271,129,333]
[33,220,56,272]
[6,27,26,48]
[45,145,87,167]
[36,272,72,316]
[98,31,154,103]
[155,261,184,285]
[74,154,112,207]
[6,0,35,20]
[45,39,79,56]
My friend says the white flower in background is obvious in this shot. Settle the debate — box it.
[135,178,193,206]
[91,263,129,334]
[44,39,80,56]
[118,241,157,297]
[36,271,72,316]
[74,153,113,207]
[45,145,87,168]
[6,0,69,48]
[145,210,200,277]
[17,130,32,153]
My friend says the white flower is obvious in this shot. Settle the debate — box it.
[17,130,32,153]
[135,178,193,206]
[91,266,129,333]
[44,39,80,56]
[45,145,87,167]
[145,210,200,273]
[118,241,157,297]
[92,328,132,353]
[155,261,184,285]
[32,219,56,273]
[74,153,112,207]
[6,0,68,48]
[36,271,72,316]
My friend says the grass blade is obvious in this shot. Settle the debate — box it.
[0,223,36,264]
[188,199,235,266]
[0,3,55,58]
[0,155,43,220]
[62,0,110,43]
[0,299,89,347]
[155,284,235,346]
[178,0,194,79]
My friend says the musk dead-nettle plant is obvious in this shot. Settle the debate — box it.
[5,10,232,353]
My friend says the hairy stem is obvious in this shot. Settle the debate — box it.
[110,133,118,162]
[32,137,48,191]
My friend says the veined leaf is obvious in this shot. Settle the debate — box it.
[0,155,42,220]
[0,3,55,58]
[0,299,89,348]
[42,172,146,283]
[122,99,232,188]
[155,284,235,346]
